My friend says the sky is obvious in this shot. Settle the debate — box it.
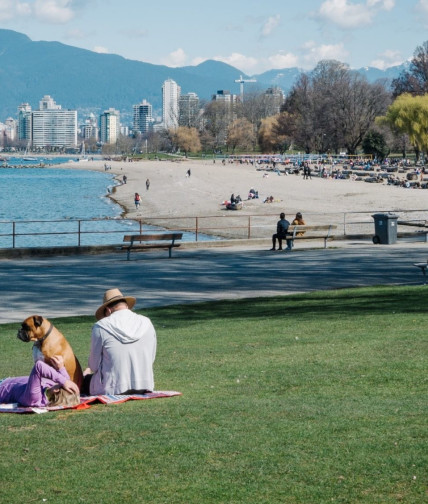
[0,0,427,75]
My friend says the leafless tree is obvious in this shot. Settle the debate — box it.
[392,41,428,97]
[279,60,390,155]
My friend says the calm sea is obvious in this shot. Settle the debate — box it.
[0,158,213,248]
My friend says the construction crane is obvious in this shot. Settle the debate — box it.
[234,75,257,102]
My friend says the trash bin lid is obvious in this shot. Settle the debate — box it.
[372,213,399,219]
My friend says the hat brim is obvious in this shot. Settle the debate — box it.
[95,296,136,320]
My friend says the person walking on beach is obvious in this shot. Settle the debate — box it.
[270,212,290,251]
[186,168,191,178]
[134,192,141,209]
[146,178,150,190]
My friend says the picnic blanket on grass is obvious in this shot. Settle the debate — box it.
[0,390,182,414]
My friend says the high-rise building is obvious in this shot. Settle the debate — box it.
[4,118,16,142]
[264,87,285,115]
[32,96,77,149]
[212,90,238,104]
[133,99,153,134]
[179,92,199,127]
[100,108,120,144]
[81,113,99,140]
[162,79,180,130]
[17,103,32,143]
[39,95,61,110]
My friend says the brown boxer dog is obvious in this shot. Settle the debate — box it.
[17,315,83,390]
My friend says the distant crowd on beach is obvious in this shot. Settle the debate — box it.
[233,156,428,190]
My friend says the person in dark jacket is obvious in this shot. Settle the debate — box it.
[270,212,290,251]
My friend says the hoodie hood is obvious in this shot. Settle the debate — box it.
[95,309,151,343]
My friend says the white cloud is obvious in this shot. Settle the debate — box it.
[267,51,299,69]
[0,0,30,21]
[191,56,207,66]
[417,0,428,11]
[261,14,280,37]
[316,0,395,29]
[33,0,75,24]
[213,53,258,73]
[0,0,75,23]
[93,46,108,54]
[370,49,403,69]
[367,0,394,9]
[302,41,349,67]
[416,0,428,23]
[161,48,188,67]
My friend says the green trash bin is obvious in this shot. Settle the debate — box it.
[372,213,398,244]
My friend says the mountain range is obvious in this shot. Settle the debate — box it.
[0,29,404,123]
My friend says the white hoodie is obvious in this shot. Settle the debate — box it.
[88,309,157,395]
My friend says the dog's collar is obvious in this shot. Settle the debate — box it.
[34,322,54,347]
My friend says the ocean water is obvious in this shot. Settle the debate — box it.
[0,162,215,248]
[0,165,130,248]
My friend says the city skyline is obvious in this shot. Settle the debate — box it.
[0,1,427,74]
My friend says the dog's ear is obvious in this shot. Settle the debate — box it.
[33,315,44,328]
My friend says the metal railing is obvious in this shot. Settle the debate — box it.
[0,209,427,249]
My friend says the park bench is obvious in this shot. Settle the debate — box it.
[122,232,183,260]
[286,224,337,249]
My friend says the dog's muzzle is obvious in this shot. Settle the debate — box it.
[17,329,31,342]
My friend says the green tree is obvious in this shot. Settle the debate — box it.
[362,130,390,161]
[377,93,428,160]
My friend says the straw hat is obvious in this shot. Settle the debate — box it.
[95,288,136,320]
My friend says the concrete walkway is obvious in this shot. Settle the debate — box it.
[1,239,427,324]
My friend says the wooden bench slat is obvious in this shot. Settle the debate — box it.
[286,225,337,249]
[122,233,183,259]
[123,233,183,242]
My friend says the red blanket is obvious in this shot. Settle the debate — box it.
[0,390,181,414]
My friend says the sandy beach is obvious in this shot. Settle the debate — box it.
[59,157,428,237]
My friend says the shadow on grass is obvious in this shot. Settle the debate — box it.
[145,285,427,326]
[1,285,426,334]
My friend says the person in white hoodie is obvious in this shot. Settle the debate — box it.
[82,288,157,396]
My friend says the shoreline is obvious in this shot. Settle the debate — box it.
[54,158,428,222]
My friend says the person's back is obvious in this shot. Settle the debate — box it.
[88,309,156,395]
[84,289,157,396]
[271,212,289,250]
[277,216,289,236]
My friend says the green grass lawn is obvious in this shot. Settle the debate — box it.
[0,286,426,503]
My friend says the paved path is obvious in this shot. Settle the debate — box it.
[2,239,427,324]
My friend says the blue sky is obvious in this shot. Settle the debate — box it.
[0,0,427,74]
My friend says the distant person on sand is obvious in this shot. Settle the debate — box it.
[270,212,290,251]
[134,193,141,209]
[146,178,150,190]
[122,175,127,184]
[186,168,191,178]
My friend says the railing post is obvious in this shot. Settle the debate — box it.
[248,216,251,239]
[139,220,143,234]
[78,220,81,246]
[343,212,346,236]
[12,221,16,248]
[196,217,199,242]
